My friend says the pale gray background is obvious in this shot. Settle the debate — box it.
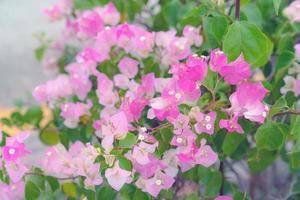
[0,0,62,107]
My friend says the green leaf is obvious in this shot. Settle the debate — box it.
[203,15,229,48]
[291,137,300,169]
[132,188,151,200]
[118,156,132,171]
[268,96,287,118]
[24,107,43,127]
[40,127,60,145]
[291,115,300,137]
[97,186,117,200]
[275,51,295,73]
[119,132,137,148]
[46,176,60,191]
[179,4,208,27]
[185,193,199,200]
[272,0,281,15]
[255,122,285,151]
[223,21,273,68]
[25,181,40,200]
[205,170,222,197]
[35,45,47,61]
[162,0,182,27]
[62,182,77,198]
[241,3,263,27]
[222,133,246,156]
[248,148,277,173]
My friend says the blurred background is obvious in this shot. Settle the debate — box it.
[0,0,61,107]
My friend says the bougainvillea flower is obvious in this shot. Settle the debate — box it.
[118,57,139,78]
[105,161,131,191]
[219,115,244,134]
[219,54,251,85]
[228,82,269,123]
[210,48,228,72]
[194,111,217,135]
[195,139,218,167]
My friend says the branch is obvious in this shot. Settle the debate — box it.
[235,0,240,21]
[219,161,225,195]
[272,109,300,120]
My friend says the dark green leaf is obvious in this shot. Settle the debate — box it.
[222,133,246,156]
[248,148,277,173]
[25,181,40,200]
[255,122,285,151]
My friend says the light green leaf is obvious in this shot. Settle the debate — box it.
[273,0,281,15]
[268,96,287,118]
[119,132,137,148]
[62,182,77,198]
[223,21,273,68]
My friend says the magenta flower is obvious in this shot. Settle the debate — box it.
[219,115,244,134]
[77,10,104,38]
[219,54,251,85]
[210,48,228,72]
[2,141,31,162]
[228,82,269,123]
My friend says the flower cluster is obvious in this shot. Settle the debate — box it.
[0,1,272,199]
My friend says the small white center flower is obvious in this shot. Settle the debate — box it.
[47,151,52,156]
[216,50,224,55]
[192,54,198,57]
[206,124,212,130]
[205,116,211,122]
[63,104,69,111]
[176,137,183,144]
[168,90,175,95]
[140,36,146,41]
[262,111,267,118]
[264,105,269,111]
[138,135,145,141]
[175,93,181,100]
[155,179,162,186]
[73,74,79,78]
[141,127,147,133]
[105,26,111,30]
[8,148,15,155]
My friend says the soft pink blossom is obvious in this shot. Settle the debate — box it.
[105,161,131,191]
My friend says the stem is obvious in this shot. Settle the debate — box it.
[235,0,240,21]
[219,161,225,195]
[272,109,300,120]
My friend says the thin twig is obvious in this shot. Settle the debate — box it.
[219,161,225,195]
[235,0,240,21]
[272,109,300,120]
